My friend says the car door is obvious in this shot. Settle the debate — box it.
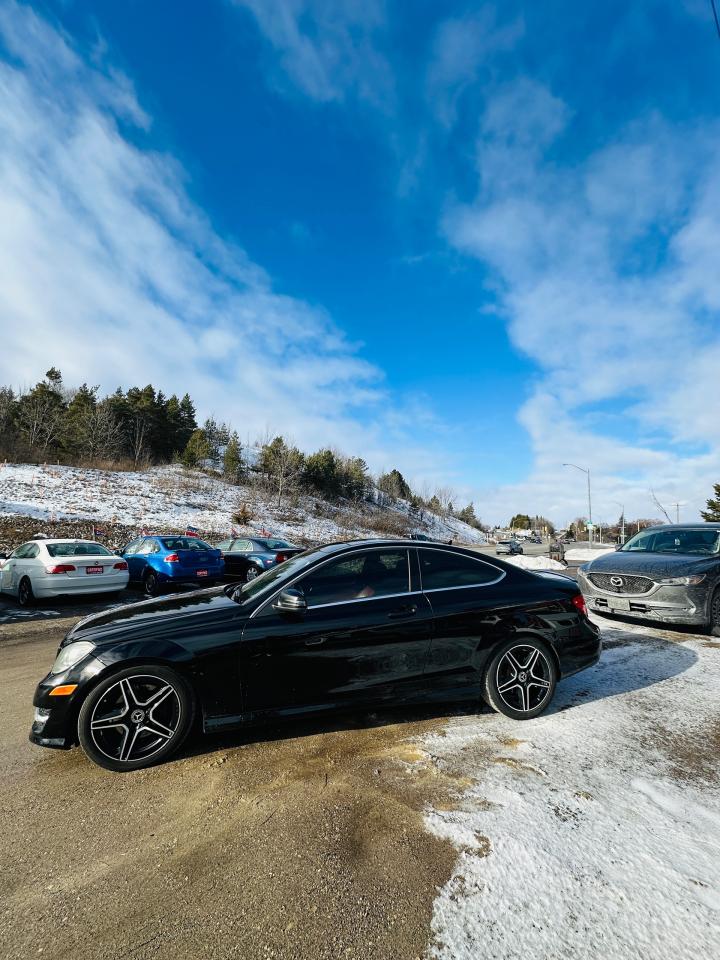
[1,542,35,594]
[240,547,433,716]
[225,539,254,579]
[122,538,147,581]
[418,548,513,690]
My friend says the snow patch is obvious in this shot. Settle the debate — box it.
[504,555,567,571]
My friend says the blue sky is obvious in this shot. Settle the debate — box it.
[1,1,719,525]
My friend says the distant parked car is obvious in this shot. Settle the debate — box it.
[577,523,720,633]
[120,535,224,596]
[496,540,523,556]
[214,537,304,582]
[0,539,129,606]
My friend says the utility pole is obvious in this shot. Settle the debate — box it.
[563,464,593,547]
[613,501,625,544]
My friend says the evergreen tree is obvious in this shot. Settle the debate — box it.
[223,433,244,484]
[701,483,720,522]
[182,429,211,468]
[304,448,340,497]
[377,468,411,501]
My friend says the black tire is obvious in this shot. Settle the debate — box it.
[483,637,557,720]
[144,570,161,597]
[709,588,720,638]
[245,565,262,583]
[77,665,195,772]
[18,576,34,607]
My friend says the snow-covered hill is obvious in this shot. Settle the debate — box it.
[0,462,487,546]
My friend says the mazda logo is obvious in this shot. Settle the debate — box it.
[610,576,624,588]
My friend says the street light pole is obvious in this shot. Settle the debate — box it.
[612,501,625,544]
[563,463,593,547]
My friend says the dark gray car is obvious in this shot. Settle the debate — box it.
[577,523,720,633]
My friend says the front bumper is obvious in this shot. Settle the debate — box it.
[577,573,708,625]
[29,655,105,750]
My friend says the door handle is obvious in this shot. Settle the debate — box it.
[388,604,417,619]
[304,636,327,646]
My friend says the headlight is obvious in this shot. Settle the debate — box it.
[657,575,706,586]
[51,641,95,675]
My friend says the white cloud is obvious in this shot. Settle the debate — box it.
[444,76,720,524]
[0,1,438,477]
[231,0,393,106]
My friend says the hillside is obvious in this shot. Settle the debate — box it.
[0,462,487,549]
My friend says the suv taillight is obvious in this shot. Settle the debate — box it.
[113,561,129,571]
[45,564,76,574]
[572,594,588,617]
[164,553,179,563]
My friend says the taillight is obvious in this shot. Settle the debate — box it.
[113,561,129,571]
[275,553,287,564]
[164,553,180,563]
[572,594,588,617]
[45,564,76,574]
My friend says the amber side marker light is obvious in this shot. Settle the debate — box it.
[49,685,78,697]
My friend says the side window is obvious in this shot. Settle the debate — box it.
[124,539,141,556]
[298,550,409,607]
[216,540,232,551]
[27,544,40,559]
[13,543,34,559]
[236,540,254,552]
[419,550,502,590]
[137,539,157,556]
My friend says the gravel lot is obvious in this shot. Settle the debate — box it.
[1,586,718,960]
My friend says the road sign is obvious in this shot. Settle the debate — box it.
[586,522,594,529]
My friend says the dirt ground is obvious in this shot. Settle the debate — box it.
[0,604,467,960]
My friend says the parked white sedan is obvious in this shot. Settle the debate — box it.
[0,539,129,606]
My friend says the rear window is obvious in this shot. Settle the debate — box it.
[255,539,294,550]
[419,549,503,590]
[47,542,113,557]
[160,537,213,551]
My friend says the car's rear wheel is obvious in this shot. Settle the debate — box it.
[77,665,195,772]
[483,638,557,719]
[144,570,161,597]
[245,565,261,582]
[18,576,34,607]
[709,588,720,638]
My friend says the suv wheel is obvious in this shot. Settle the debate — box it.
[709,588,720,638]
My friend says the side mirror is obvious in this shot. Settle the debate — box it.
[273,587,307,614]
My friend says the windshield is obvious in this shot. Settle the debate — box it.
[226,545,320,604]
[46,542,113,557]
[620,528,720,555]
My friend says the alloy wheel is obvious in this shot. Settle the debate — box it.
[245,566,259,582]
[495,644,553,714]
[18,577,33,607]
[88,674,182,765]
[144,572,158,596]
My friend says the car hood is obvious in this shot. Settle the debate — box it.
[581,551,716,578]
[62,587,239,647]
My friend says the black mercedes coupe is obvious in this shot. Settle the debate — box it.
[30,540,600,772]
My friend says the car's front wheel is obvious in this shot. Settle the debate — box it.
[709,588,720,638]
[483,638,557,719]
[77,665,195,772]
[18,576,34,607]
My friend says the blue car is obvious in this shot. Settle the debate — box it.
[120,535,224,596]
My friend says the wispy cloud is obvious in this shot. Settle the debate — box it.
[0,1,436,474]
[230,0,393,107]
[444,73,720,521]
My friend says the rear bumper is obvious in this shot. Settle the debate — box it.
[34,577,129,597]
[558,619,602,678]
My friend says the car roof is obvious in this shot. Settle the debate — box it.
[640,523,720,531]
[28,538,101,544]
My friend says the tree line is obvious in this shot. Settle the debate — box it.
[0,370,486,528]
